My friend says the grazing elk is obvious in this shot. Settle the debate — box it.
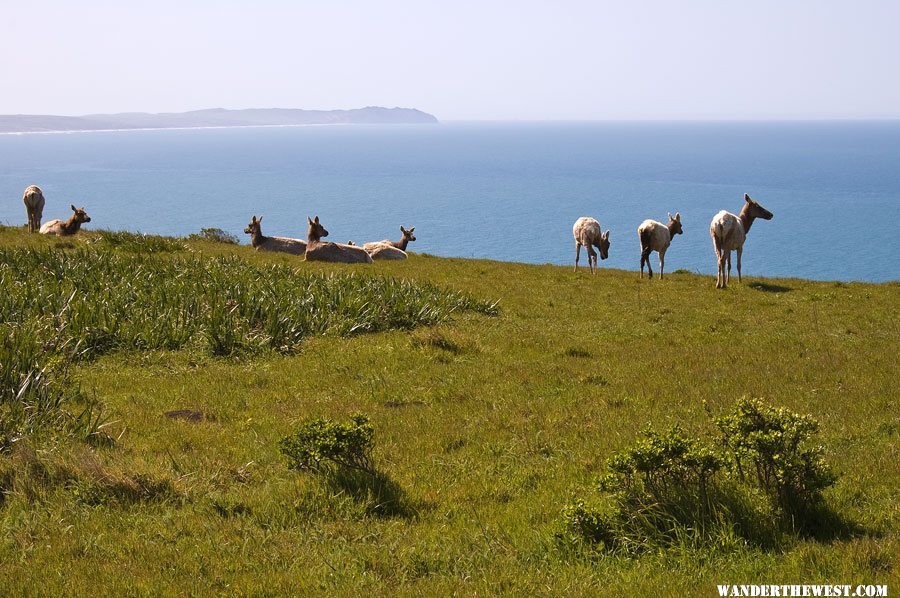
[39,205,92,236]
[304,216,373,264]
[572,217,610,274]
[710,194,774,288]
[22,185,45,233]
[243,215,306,255]
[638,212,683,279]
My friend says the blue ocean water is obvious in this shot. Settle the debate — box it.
[1,121,898,281]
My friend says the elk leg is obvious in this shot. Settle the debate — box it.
[574,243,580,272]
[736,247,743,283]
[725,252,732,286]
[715,247,724,288]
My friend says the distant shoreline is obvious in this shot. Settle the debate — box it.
[0,106,439,135]
[0,122,408,136]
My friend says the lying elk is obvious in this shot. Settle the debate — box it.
[362,226,416,260]
[40,205,91,236]
[244,215,306,255]
[304,216,373,264]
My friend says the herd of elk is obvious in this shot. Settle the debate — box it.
[16,184,774,287]
[574,193,772,288]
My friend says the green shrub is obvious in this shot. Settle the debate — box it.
[716,398,836,519]
[559,499,620,550]
[599,426,722,508]
[189,227,239,245]
[279,414,376,475]
[562,400,839,552]
[279,414,422,519]
[566,427,726,552]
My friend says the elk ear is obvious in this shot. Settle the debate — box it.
[314,216,319,224]
[668,212,673,221]
[307,216,313,225]
[675,212,681,221]
[71,204,77,211]
[744,193,752,203]
[400,225,405,232]
[257,216,262,223]
[409,227,414,233]
[602,230,610,240]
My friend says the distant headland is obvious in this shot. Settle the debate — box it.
[0,106,439,133]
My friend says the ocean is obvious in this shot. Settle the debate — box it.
[1,121,898,282]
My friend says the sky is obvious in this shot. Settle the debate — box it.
[1,0,898,120]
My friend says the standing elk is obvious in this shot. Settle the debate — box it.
[22,185,45,233]
[710,194,774,288]
[638,212,683,279]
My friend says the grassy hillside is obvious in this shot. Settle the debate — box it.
[0,226,897,595]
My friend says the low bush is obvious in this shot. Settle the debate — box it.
[600,426,722,506]
[561,399,839,553]
[561,427,727,553]
[716,397,836,520]
[280,414,376,475]
[279,415,420,519]
[559,499,620,550]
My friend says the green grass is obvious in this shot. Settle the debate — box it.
[0,225,897,595]
[0,244,496,359]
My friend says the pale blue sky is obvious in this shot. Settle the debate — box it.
[1,0,898,120]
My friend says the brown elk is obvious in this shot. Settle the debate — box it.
[304,216,373,264]
[573,217,610,274]
[244,215,306,255]
[22,185,45,233]
[40,205,92,236]
[710,194,774,288]
[638,212,683,279]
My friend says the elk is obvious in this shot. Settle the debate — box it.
[243,215,306,255]
[572,217,610,274]
[384,226,416,250]
[363,242,407,260]
[22,185,45,233]
[304,216,373,264]
[638,212,683,279]
[39,205,92,236]
[362,225,416,260]
[710,194,774,288]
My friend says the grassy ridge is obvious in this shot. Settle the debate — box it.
[0,226,897,595]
